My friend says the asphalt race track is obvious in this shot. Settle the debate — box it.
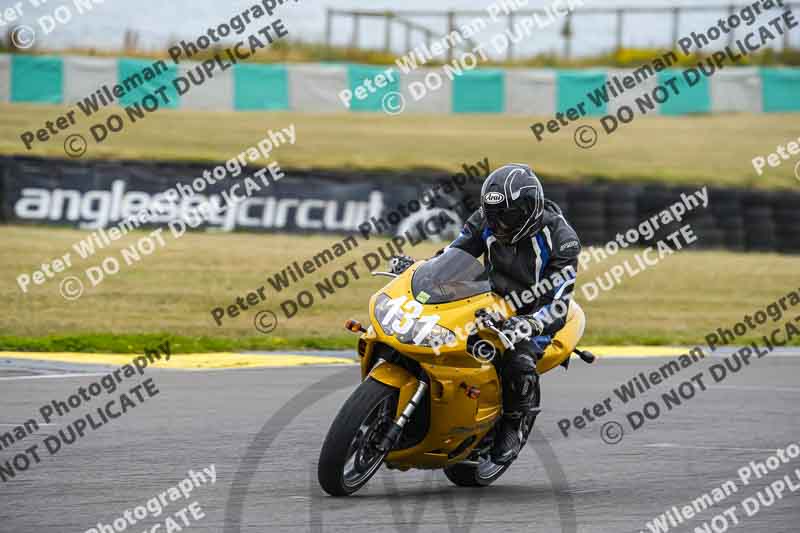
[1,351,799,533]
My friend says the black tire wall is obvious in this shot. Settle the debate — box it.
[0,156,797,253]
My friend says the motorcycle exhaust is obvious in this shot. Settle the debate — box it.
[378,380,428,452]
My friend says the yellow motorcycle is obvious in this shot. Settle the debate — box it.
[318,248,593,496]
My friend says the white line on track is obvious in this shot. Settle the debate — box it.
[645,443,778,452]
[0,373,106,381]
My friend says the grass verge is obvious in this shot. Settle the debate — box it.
[0,333,355,353]
[2,105,799,189]
[2,226,798,353]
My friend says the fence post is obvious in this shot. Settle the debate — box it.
[351,12,362,49]
[727,5,736,49]
[325,8,333,50]
[507,12,515,62]
[384,11,393,52]
[446,10,455,62]
[405,20,412,53]
[615,9,624,55]
[671,7,680,49]
[562,13,573,60]
[784,3,791,52]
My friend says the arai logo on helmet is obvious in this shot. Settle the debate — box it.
[484,192,505,205]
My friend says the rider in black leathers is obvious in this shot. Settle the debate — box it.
[391,163,582,464]
[449,163,581,464]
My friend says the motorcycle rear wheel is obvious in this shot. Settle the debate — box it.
[444,390,540,487]
[318,378,398,496]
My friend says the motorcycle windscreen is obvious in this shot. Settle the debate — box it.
[411,248,490,304]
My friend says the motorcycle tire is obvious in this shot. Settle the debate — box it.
[318,378,398,496]
[444,383,540,488]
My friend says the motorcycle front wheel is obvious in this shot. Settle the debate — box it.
[318,378,398,496]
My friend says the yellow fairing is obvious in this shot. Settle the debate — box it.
[359,264,586,469]
[361,265,586,376]
[539,300,587,372]
[368,360,501,468]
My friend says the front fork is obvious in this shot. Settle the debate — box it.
[378,380,428,452]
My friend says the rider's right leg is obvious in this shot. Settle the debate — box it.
[490,347,541,465]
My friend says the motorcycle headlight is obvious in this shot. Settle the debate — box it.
[373,293,455,347]
[406,321,456,347]
[373,294,395,335]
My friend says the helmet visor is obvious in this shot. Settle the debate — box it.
[485,206,527,240]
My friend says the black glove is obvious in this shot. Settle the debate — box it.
[502,315,544,341]
[389,255,415,275]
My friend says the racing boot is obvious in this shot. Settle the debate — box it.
[491,350,539,465]
[491,416,524,465]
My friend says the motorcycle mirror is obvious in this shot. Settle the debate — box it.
[344,319,367,334]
